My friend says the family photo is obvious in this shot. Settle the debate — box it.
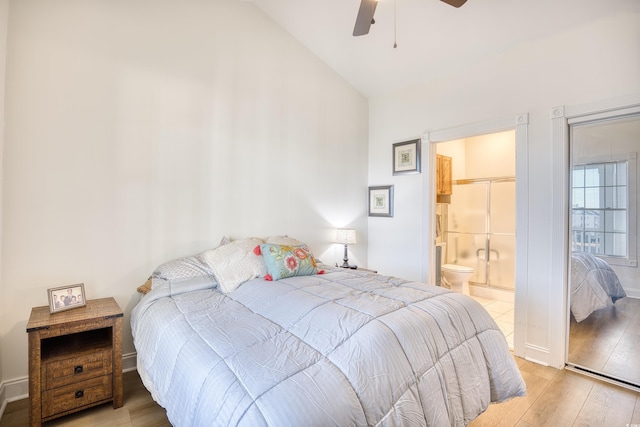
[48,283,86,313]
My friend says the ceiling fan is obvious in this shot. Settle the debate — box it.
[353,0,468,37]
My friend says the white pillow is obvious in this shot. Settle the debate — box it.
[202,237,266,293]
[264,235,303,246]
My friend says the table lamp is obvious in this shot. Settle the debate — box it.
[335,229,357,268]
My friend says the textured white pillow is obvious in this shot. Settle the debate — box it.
[264,235,303,246]
[202,237,266,293]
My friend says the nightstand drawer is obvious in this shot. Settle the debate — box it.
[42,350,112,390]
[42,374,112,418]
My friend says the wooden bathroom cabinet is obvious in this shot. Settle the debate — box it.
[436,154,452,202]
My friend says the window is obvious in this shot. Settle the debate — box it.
[571,161,628,256]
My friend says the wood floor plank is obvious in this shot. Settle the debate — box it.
[602,333,640,385]
[469,362,558,427]
[127,401,171,427]
[568,335,616,371]
[632,394,640,424]
[519,369,594,426]
[568,297,640,389]
[573,380,637,426]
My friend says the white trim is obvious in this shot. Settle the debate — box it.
[420,133,436,285]
[513,114,529,361]
[426,116,516,142]
[524,344,551,367]
[550,106,569,369]
[123,351,137,372]
[551,94,640,370]
[422,114,529,359]
[565,365,640,393]
[0,374,29,421]
[0,383,5,421]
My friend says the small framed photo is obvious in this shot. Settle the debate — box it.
[48,283,86,314]
[393,139,421,175]
[369,185,394,217]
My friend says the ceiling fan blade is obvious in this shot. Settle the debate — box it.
[440,0,468,7]
[353,0,378,36]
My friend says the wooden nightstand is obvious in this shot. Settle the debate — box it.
[26,297,123,426]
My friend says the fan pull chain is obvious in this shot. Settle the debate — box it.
[393,0,398,48]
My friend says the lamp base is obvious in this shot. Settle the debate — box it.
[341,244,354,269]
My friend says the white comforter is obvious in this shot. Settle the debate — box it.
[570,252,627,322]
[131,267,525,426]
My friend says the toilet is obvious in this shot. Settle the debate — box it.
[441,264,474,295]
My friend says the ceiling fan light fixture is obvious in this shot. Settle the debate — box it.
[440,0,468,7]
[353,0,378,36]
[353,0,469,39]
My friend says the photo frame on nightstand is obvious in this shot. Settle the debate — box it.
[48,283,86,313]
[368,185,394,217]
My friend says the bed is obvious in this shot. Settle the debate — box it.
[570,252,627,322]
[131,237,526,426]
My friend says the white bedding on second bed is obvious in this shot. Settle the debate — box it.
[570,252,627,322]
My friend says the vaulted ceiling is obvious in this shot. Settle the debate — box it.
[248,0,639,98]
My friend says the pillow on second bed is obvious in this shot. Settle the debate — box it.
[259,243,321,281]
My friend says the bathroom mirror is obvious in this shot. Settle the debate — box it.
[567,111,640,388]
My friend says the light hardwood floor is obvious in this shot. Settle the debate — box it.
[568,296,640,386]
[469,356,640,427]
[0,370,171,427]
[1,358,638,426]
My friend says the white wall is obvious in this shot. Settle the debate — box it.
[368,10,640,366]
[0,0,368,386]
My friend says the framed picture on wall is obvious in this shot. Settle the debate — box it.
[48,283,86,313]
[369,185,394,217]
[392,139,421,175]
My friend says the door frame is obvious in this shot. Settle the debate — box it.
[421,114,529,358]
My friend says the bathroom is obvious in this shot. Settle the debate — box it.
[435,130,516,347]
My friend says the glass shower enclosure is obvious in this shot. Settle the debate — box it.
[445,177,516,291]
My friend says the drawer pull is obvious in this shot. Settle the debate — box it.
[74,365,83,374]
[75,390,84,399]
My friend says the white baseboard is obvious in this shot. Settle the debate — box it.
[0,375,29,421]
[0,387,5,422]
[0,352,138,421]
[469,284,515,303]
[123,352,137,372]
[1,376,29,403]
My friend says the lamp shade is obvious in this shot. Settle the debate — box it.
[335,229,357,245]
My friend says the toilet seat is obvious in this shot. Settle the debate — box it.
[442,264,473,273]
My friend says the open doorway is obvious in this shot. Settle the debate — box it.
[422,113,529,357]
[435,131,516,348]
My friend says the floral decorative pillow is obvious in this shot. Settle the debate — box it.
[258,244,322,281]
